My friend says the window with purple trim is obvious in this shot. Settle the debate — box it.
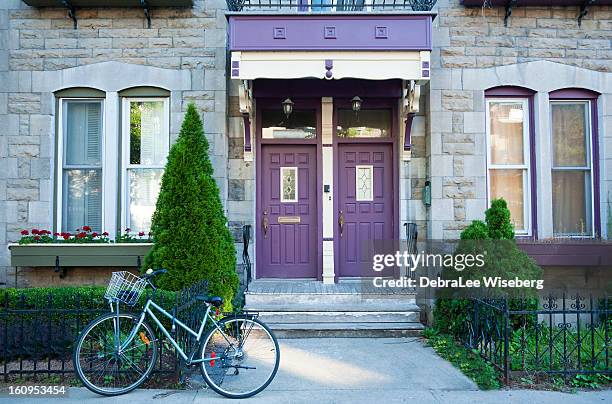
[550,100,594,237]
[486,98,532,235]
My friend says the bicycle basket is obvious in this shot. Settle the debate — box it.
[104,271,147,306]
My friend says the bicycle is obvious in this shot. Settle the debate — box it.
[73,269,280,398]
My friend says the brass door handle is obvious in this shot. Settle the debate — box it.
[338,210,344,237]
[262,210,269,238]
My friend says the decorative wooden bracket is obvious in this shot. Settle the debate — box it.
[61,0,77,29]
[401,81,420,160]
[239,81,254,161]
[578,0,596,27]
[140,0,152,29]
[54,255,66,278]
[504,0,517,27]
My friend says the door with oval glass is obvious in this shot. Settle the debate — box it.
[336,107,395,277]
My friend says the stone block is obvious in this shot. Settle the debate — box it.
[8,144,38,158]
[8,93,40,114]
[441,90,473,112]
[44,38,77,49]
[463,112,485,133]
[6,179,39,201]
[228,179,245,201]
[28,200,49,223]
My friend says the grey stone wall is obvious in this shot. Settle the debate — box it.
[0,0,231,286]
[427,0,612,240]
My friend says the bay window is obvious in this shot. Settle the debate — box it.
[58,99,104,232]
[486,98,532,235]
[122,98,170,234]
[550,101,594,237]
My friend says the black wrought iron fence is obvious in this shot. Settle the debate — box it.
[226,0,437,12]
[461,294,611,383]
[0,281,208,382]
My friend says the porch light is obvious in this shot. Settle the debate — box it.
[351,96,363,112]
[282,98,294,118]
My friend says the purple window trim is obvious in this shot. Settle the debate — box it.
[485,86,538,239]
[549,87,601,238]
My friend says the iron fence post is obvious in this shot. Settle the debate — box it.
[504,296,509,385]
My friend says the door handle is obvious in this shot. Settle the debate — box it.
[338,210,344,237]
[262,210,269,238]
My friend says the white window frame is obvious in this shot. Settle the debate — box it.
[549,100,595,238]
[56,98,105,233]
[120,97,170,234]
[485,98,532,236]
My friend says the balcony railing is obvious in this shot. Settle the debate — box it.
[226,0,437,12]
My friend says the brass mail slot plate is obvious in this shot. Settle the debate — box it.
[277,216,301,224]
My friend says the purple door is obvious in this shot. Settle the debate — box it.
[337,144,393,277]
[258,145,318,278]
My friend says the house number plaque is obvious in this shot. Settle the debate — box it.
[277,216,301,224]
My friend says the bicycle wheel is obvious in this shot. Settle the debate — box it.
[199,315,280,398]
[74,312,158,396]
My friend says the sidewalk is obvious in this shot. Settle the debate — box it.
[1,338,609,403]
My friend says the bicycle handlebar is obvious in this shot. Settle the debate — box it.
[143,268,168,280]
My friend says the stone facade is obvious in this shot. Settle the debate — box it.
[0,0,231,286]
[427,0,612,240]
[0,0,610,287]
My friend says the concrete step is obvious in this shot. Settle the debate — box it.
[245,293,417,308]
[246,302,419,312]
[256,311,420,324]
[268,322,424,338]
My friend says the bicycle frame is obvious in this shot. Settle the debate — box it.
[111,298,234,365]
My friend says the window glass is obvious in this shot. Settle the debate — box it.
[130,101,168,165]
[489,103,524,165]
[487,99,530,234]
[62,101,103,232]
[125,99,169,234]
[337,109,391,138]
[551,101,592,236]
[128,169,163,234]
[261,109,316,139]
[489,169,525,230]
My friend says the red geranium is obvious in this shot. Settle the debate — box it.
[34,236,40,241]
[20,230,29,235]
[62,234,70,240]
[31,229,39,235]
[102,232,109,236]
[77,232,86,239]
[138,231,145,237]
[54,232,60,236]
[92,232,98,237]
[82,226,92,232]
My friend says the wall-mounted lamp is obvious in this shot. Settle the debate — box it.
[351,96,363,112]
[282,98,294,118]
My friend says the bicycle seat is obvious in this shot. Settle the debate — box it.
[195,295,223,307]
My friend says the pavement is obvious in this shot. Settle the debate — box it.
[0,338,610,403]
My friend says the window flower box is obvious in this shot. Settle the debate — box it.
[9,243,153,268]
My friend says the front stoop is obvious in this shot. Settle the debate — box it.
[244,280,424,338]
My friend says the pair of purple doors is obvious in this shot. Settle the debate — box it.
[258,142,393,279]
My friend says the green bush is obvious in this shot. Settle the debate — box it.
[485,199,514,240]
[434,198,542,336]
[143,104,239,310]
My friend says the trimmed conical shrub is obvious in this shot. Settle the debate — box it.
[143,103,238,308]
